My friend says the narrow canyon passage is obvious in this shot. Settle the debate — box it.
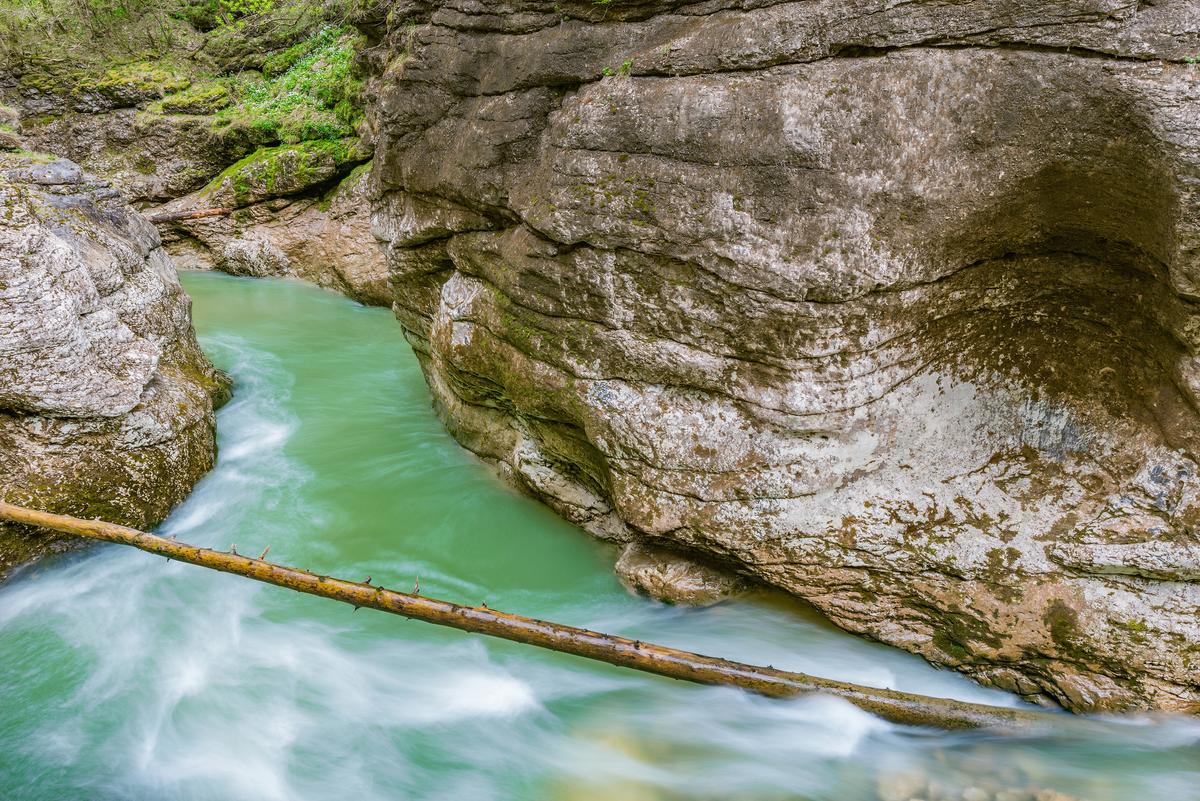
[0,274,1196,801]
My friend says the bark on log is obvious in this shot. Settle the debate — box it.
[142,207,233,223]
[0,501,1055,731]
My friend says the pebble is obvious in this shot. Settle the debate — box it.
[877,771,927,801]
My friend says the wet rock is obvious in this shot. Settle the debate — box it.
[614,541,743,605]
[363,0,1200,711]
[0,154,228,577]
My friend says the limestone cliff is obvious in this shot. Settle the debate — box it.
[0,153,228,576]
[361,0,1200,712]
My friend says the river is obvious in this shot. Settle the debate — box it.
[1,273,1197,800]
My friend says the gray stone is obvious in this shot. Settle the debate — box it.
[614,541,744,605]
[363,0,1200,712]
[0,154,228,576]
[3,158,82,186]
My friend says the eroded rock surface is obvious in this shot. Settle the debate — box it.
[363,0,1200,711]
[159,144,389,305]
[0,153,228,576]
[615,541,744,606]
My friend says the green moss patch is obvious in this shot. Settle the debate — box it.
[78,62,192,105]
[200,138,363,207]
[159,82,231,114]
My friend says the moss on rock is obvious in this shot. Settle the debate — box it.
[159,83,230,114]
[199,138,364,207]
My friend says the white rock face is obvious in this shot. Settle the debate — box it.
[0,188,161,417]
[0,155,227,575]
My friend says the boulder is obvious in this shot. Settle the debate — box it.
[0,154,228,577]
[363,0,1200,711]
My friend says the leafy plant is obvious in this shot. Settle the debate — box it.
[219,0,274,14]
[213,25,363,143]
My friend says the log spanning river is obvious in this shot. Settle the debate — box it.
[1,273,1197,800]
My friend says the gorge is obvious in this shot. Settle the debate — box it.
[1,0,1200,798]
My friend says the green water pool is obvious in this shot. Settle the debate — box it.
[0,272,1196,801]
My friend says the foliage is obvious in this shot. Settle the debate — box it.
[212,26,363,143]
[219,0,275,14]
[0,0,188,69]
[0,0,366,74]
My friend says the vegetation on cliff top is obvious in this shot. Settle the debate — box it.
[211,25,363,144]
[0,0,368,68]
[1,0,371,189]
[0,1,367,142]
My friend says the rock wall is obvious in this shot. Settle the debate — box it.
[12,90,247,204]
[0,23,389,307]
[362,0,1200,712]
[0,154,228,577]
[160,144,390,306]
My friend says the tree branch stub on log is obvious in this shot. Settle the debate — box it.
[0,501,1056,731]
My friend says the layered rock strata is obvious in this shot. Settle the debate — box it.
[362,0,1200,712]
[0,154,228,576]
[159,144,389,306]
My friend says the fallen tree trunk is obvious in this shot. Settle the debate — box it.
[142,207,233,224]
[0,501,1053,731]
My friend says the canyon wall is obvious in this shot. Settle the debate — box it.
[0,153,228,576]
[362,0,1200,712]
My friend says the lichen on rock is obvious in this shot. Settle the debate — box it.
[363,0,1200,712]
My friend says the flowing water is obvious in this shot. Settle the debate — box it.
[1,273,1197,801]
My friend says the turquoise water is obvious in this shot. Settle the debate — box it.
[0,272,1197,800]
